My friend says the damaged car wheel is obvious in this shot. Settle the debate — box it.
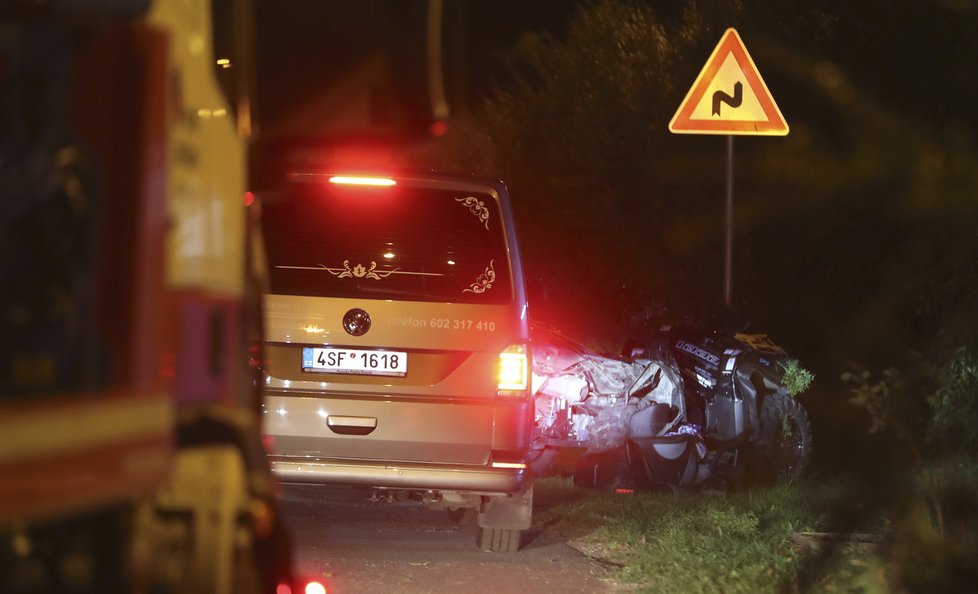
[529,446,559,477]
[757,392,813,482]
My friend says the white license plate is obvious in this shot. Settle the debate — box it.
[302,347,408,377]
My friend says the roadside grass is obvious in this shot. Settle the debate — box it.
[533,478,888,593]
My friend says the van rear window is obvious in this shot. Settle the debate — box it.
[261,181,513,304]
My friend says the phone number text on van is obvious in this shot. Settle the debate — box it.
[388,316,496,332]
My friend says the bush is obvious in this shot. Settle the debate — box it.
[779,358,815,397]
[928,347,978,454]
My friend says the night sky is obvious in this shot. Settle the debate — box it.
[254,0,583,134]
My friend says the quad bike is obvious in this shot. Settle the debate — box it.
[622,319,814,487]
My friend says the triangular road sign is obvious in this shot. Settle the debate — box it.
[669,28,788,136]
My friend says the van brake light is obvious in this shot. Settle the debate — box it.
[498,344,528,393]
[328,175,396,187]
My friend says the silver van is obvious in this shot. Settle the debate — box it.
[259,171,533,551]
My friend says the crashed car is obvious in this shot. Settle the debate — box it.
[529,321,813,492]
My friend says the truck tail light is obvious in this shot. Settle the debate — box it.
[249,341,263,370]
[276,579,327,594]
[249,497,276,539]
[497,343,528,395]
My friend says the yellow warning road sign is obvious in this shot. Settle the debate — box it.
[669,28,788,136]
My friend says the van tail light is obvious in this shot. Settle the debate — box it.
[328,175,396,187]
[497,343,529,395]
[491,461,527,470]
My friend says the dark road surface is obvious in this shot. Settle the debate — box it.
[280,485,622,594]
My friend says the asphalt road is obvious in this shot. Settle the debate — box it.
[280,485,621,594]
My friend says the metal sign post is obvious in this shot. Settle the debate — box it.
[724,135,734,306]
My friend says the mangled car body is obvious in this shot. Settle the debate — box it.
[529,322,813,491]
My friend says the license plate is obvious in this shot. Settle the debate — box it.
[302,347,408,377]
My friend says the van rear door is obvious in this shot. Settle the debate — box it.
[260,173,530,468]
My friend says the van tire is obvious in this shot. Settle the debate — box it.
[477,527,521,552]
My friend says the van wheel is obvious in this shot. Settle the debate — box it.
[476,527,521,552]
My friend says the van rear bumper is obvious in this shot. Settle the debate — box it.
[270,457,528,494]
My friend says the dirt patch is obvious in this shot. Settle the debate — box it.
[281,486,632,593]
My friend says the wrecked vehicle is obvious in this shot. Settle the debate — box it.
[529,321,813,492]
[529,322,696,490]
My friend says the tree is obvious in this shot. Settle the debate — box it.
[425,1,977,360]
[419,0,747,337]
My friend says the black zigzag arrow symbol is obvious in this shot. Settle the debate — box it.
[712,81,743,116]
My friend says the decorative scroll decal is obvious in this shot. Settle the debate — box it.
[275,261,443,280]
[464,260,496,294]
[333,260,395,280]
[455,196,490,230]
